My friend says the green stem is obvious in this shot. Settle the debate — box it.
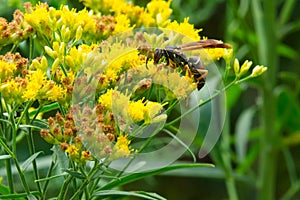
[58,175,73,200]
[25,123,42,195]
[252,1,278,200]
[69,165,100,200]
[165,80,236,128]
[10,43,19,53]
[222,115,238,200]
[0,138,31,195]
[42,161,56,200]
[29,35,34,61]
[5,159,14,194]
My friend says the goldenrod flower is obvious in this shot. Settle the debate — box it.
[165,18,201,41]
[80,151,92,162]
[98,89,115,110]
[113,14,134,34]
[205,48,233,61]
[0,60,17,81]
[46,83,66,102]
[66,145,80,160]
[146,0,172,26]
[128,100,146,122]
[0,78,26,104]
[23,69,45,101]
[112,134,131,158]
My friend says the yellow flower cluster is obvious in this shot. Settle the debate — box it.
[165,18,201,41]
[80,0,172,27]
[0,53,70,104]
[24,2,106,43]
[22,69,66,102]
[98,89,165,124]
[0,10,33,47]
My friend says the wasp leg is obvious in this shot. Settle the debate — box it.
[192,69,208,90]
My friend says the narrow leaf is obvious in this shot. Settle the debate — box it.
[21,151,43,171]
[0,191,39,199]
[235,107,256,162]
[100,163,213,190]
[35,173,68,182]
[64,169,86,179]
[0,155,11,160]
[93,190,166,200]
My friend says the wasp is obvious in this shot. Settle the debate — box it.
[141,39,232,90]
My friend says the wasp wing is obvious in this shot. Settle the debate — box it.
[176,39,232,52]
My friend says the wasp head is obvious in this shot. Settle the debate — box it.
[153,48,164,64]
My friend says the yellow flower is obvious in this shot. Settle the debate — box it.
[165,18,201,41]
[80,151,92,162]
[98,89,115,110]
[147,0,172,26]
[146,101,164,118]
[112,134,131,158]
[65,44,97,72]
[0,78,26,104]
[205,48,233,61]
[0,60,17,81]
[128,100,146,122]
[46,83,66,102]
[66,145,80,160]
[113,14,134,34]
[23,69,46,101]
[25,3,98,43]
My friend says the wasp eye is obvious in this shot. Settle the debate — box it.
[154,49,162,64]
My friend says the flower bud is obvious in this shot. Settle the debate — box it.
[62,26,71,42]
[75,26,83,42]
[239,60,252,76]
[251,65,267,77]
[40,56,48,72]
[51,58,60,71]
[233,58,240,76]
[40,129,57,144]
[44,46,58,58]
[54,32,61,42]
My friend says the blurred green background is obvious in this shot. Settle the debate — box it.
[1,0,300,199]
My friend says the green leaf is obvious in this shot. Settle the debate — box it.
[35,172,68,182]
[21,151,43,171]
[93,190,166,200]
[0,155,11,160]
[0,183,10,195]
[19,124,43,131]
[64,169,86,179]
[0,191,39,199]
[163,128,196,162]
[277,43,298,59]
[276,87,300,133]
[226,84,242,110]
[235,107,256,162]
[236,142,260,174]
[100,163,213,190]
[0,118,12,127]
[32,119,48,129]
[28,102,60,117]
[51,145,69,170]
[27,194,38,200]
